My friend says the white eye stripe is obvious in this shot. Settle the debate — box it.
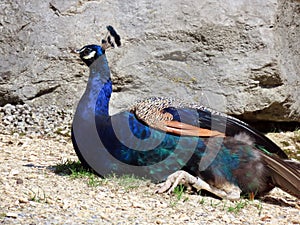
[83,50,96,59]
[75,47,87,53]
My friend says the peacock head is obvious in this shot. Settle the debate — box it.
[74,25,121,67]
[75,45,104,67]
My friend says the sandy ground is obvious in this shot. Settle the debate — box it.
[0,133,299,225]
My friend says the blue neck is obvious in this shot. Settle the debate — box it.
[95,79,112,116]
[76,54,112,120]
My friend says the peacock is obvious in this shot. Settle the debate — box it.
[71,26,300,200]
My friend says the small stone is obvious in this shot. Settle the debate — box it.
[3,103,15,112]
[16,178,23,184]
[155,219,163,224]
[157,201,168,208]
[6,212,18,218]
[46,198,55,204]
[9,169,19,176]
[16,105,24,110]
[261,215,272,221]
[132,202,147,209]
[3,119,11,125]
[100,213,111,221]
[19,197,29,203]
[179,214,190,221]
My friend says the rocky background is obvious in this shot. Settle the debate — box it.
[1,0,300,125]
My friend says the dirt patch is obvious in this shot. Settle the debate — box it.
[0,133,299,224]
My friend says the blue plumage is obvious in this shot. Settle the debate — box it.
[71,27,300,200]
[95,80,112,116]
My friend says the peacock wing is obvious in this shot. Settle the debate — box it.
[130,96,288,159]
[130,97,224,137]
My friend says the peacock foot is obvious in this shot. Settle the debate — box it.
[156,170,241,201]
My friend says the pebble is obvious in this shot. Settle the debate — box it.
[19,197,29,204]
[100,213,111,222]
[16,178,23,184]
[6,212,18,218]
[132,201,147,209]
[9,169,19,176]
[0,103,73,138]
[46,198,55,204]
[179,214,190,221]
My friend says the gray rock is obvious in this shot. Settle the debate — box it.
[0,0,299,122]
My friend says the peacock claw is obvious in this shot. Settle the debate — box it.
[156,170,241,201]
[156,170,196,194]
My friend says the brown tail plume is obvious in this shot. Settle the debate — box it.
[261,153,300,198]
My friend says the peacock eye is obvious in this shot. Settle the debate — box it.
[82,48,96,60]
[83,48,91,56]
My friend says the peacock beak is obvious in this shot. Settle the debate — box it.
[71,49,81,54]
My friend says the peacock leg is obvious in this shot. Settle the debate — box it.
[156,170,241,200]
[214,181,242,200]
